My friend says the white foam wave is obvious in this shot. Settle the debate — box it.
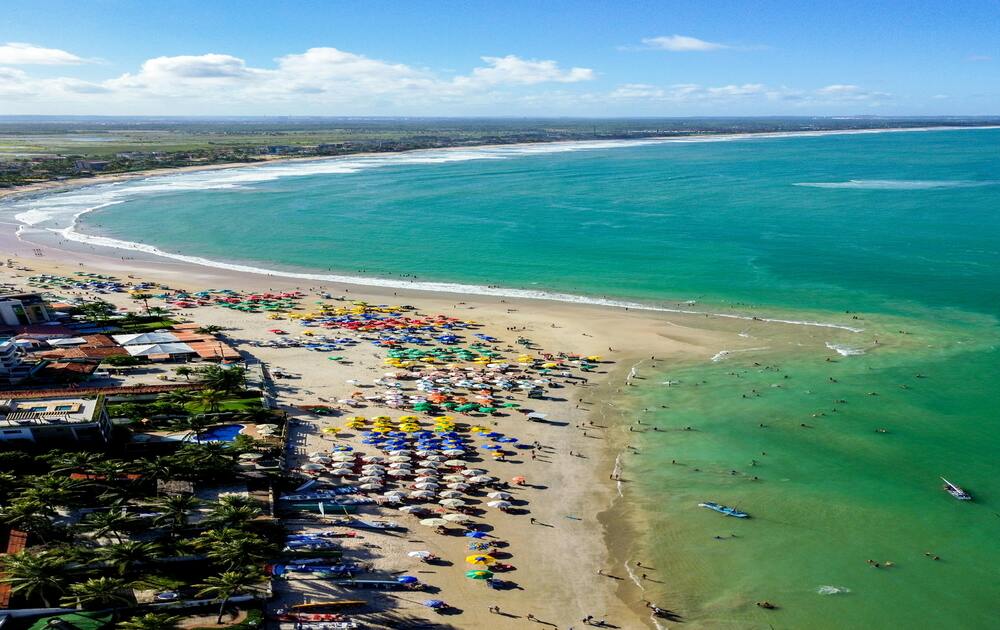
[817,585,851,595]
[825,342,866,356]
[795,179,994,190]
[711,346,771,362]
[46,223,868,332]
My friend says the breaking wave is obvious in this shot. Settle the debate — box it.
[794,179,994,190]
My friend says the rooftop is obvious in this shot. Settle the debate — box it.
[0,396,103,427]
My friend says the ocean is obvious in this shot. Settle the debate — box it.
[6,128,1000,628]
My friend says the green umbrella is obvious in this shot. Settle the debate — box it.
[501,402,520,408]
[465,570,493,580]
[478,407,497,414]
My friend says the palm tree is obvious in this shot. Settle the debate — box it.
[152,495,201,538]
[46,451,106,475]
[0,550,68,607]
[205,533,272,571]
[195,325,223,335]
[195,570,263,624]
[78,300,114,323]
[61,577,132,611]
[0,499,57,542]
[199,389,224,413]
[96,541,163,576]
[174,366,193,381]
[132,293,153,315]
[159,389,196,405]
[204,502,262,530]
[197,366,245,394]
[80,510,137,544]
[118,613,182,630]
[19,475,86,509]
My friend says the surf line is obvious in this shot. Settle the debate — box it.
[42,220,866,333]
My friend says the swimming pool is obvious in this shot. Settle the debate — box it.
[196,423,246,443]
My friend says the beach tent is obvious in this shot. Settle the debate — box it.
[124,342,196,357]
[112,331,180,346]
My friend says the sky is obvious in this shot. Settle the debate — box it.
[1,0,998,117]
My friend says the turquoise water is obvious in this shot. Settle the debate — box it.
[21,128,1000,627]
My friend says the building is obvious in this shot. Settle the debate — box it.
[73,159,112,173]
[0,395,112,444]
[0,340,42,384]
[0,293,52,327]
[112,331,195,361]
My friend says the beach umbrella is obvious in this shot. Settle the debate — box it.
[384,490,406,498]
[397,575,419,585]
[309,456,333,464]
[442,449,465,456]
[439,490,464,499]
[464,531,487,539]
[359,482,382,490]
[465,554,496,565]
[414,482,439,490]
[439,498,466,508]
[446,482,471,491]
[480,445,501,451]
[330,468,353,476]
[487,491,513,500]
[443,459,466,467]
[420,518,449,527]
[357,475,382,483]
[388,455,411,463]
[300,463,325,472]
[399,505,424,514]
[238,452,264,461]
[422,599,445,609]
[442,474,467,482]
[465,570,493,580]
[415,468,439,475]
[409,490,435,499]
[461,468,487,477]
[468,475,494,484]
[408,550,432,559]
[486,500,512,509]
[331,454,355,462]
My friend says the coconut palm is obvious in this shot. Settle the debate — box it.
[205,533,272,570]
[46,451,106,475]
[96,541,163,576]
[0,499,57,542]
[80,510,137,544]
[195,325,223,335]
[118,613,182,630]
[198,389,224,413]
[18,475,86,509]
[132,293,153,315]
[195,570,263,624]
[152,495,201,538]
[204,503,261,530]
[61,577,132,611]
[197,365,245,394]
[0,550,68,607]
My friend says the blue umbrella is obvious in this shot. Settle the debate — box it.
[465,531,487,539]
[496,437,518,443]
[397,575,419,584]
[485,432,503,438]
[481,444,502,450]
[423,599,445,608]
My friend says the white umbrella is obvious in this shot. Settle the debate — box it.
[357,475,383,483]
[309,456,332,464]
[446,482,470,491]
[389,455,411,463]
[399,505,424,513]
[414,476,438,483]
[423,455,446,462]
[439,498,466,508]
[442,449,465,456]
[414,482,439,490]
[388,449,413,455]
[416,450,437,456]
[442,513,471,523]
[308,451,330,458]
[461,468,487,477]
[487,500,512,509]
[487,491,513,500]
[439,490,464,499]
[388,462,412,469]
[408,550,432,558]
[359,482,382,490]
[388,470,410,477]
[442,474,467,482]
[330,468,353,476]
[415,468,439,475]
[443,459,466,467]
[384,490,406,498]
[300,463,325,471]
[409,490,435,499]
[332,454,355,462]
[468,475,494,484]
[363,455,385,463]
[420,518,448,527]
[417,461,441,469]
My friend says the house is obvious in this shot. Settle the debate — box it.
[0,395,112,444]
[73,159,112,173]
[0,293,52,327]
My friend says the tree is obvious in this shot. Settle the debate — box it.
[61,576,132,611]
[0,499,57,542]
[132,293,153,315]
[204,502,262,530]
[199,389,224,413]
[46,451,106,475]
[205,532,272,571]
[174,366,193,381]
[97,541,163,576]
[152,495,201,538]
[197,365,246,394]
[195,570,263,624]
[0,550,68,607]
[195,325,223,335]
[78,300,114,323]
[80,510,137,544]
[118,613,182,630]
[18,475,87,509]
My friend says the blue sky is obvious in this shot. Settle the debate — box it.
[1,0,997,116]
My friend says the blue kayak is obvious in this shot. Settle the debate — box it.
[698,502,749,518]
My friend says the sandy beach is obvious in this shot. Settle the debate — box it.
[0,194,867,630]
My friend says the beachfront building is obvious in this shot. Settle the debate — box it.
[0,340,42,384]
[112,331,196,361]
[0,395,112,444]
[0,293,52,327]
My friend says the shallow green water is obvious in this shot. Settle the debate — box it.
[13,128,1000,627]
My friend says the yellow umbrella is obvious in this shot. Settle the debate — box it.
[465,554,496,565]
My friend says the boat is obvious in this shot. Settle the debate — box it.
[698,502,749,518]
[285,600,367,612]
[941,477,972,500]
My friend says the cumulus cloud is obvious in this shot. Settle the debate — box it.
[0,42,86,65]
[456,55,595,86]
[609,81,889,107]
[640,35,728,52]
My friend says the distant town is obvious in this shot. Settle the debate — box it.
[1,116,997,189]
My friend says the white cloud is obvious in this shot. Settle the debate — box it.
[610,82,766,102]
[0,42,86,65]
[456,55,595,86]
[641,35,728,52]
[609,82,889,107]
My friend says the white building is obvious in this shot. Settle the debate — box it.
[0,293,51,327]
[0,396,112,444]
[0,340,41,383]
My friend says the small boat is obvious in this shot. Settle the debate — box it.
[698,502,749,518]
[941,477,972,500]
[286,600,367,612]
